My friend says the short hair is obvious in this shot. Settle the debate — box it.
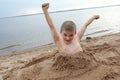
[60,21,76,32]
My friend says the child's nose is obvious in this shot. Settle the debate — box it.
[66,36,70,40]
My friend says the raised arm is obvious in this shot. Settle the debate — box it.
[42,3,59,43]
[77,15,100,40]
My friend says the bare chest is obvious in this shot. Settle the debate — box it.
[60,39,83,54]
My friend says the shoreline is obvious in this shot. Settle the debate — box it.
[0,32,119,56]
[0,32,120,80]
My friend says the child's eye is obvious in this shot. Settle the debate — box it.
[64,34,67,36]
[69,34,73,37]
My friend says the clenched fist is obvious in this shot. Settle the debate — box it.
[42,3,49,11]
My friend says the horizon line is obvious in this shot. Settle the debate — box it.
[0,4,120,19]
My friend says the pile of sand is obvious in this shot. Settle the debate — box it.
[52,52,94,70]
[4,51,98,80]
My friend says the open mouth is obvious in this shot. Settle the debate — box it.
[66,40,70,42]
[65,40,71,44]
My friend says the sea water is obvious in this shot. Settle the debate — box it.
[0,6,120,54]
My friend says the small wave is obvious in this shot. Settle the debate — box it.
[85,29,110,36]
[41,42,53,47]
[0,44,21,50]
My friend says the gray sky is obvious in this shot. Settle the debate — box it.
[0,0,120,18]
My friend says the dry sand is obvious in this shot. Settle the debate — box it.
[0,33,120,80]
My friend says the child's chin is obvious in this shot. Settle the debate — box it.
[65,41,71,45]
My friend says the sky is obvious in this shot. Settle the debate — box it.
[0,0,120,18]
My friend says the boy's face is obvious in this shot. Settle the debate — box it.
[61,30,76,45]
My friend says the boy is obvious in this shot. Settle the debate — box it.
[42,3,100,55]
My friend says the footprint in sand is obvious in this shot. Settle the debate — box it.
[94,46,120,65]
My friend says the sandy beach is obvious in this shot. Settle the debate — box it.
[0,33,120,80]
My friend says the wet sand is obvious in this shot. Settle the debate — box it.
[0,33,120,80]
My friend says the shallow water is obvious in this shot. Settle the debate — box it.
[0,6,120,54]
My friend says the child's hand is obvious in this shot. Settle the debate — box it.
[93,15,100,20]
[42,3,49,11]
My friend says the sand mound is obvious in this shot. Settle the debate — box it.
[4,52,97,80]
[52,52,93,70]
